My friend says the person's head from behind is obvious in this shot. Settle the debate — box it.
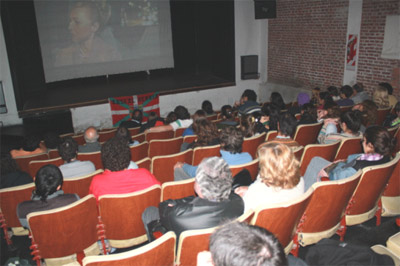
[270,92,285,109]
[132,109,143,123]
[363,126,394,156]
[34,165,63,202]
[43,132,61,150]
[353,100,378,126]
[101,137,131,171]
[195,157,232,202]
[220,127,244,154]
[262,103,280,131]
[69,2,100,44]
[340,110,362,134]
[202,100,214,115]
[1,153,21,176]
[165,111,178,124]
[241,89,257,103]
[258,143,301,189]
[240,114,258,138]
[318,91,334,107]
[221,105,233,120]
[353,83,364,94]
[379,82,393,95]
[174,105,191,120]
[22,134,41,152]
[300,103,317,117]
[193,110,207,122]
[208,222,287,266]
[84,127,99,143]
[340,85,353,99]
[278,112,297,137]
[192,118,219,146]
[327,86,339,98]
[373,86,389,108]
[116,126,132,144]
[58,137,78,163]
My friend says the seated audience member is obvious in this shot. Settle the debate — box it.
[261,103,280,131]
[58,137,96,179]
[0,153,32,189]
[202,100,215,115]
[120,109,143,129]
[298,103,318,125]
[182,110,207,137]
[116,126,139,146]
[217,105,238,129]
[336,85,355,107]
[379,82,398,108]
[289,92,310,115]
[234,89,261,116]
[384,102,400,128]
[270,92,286,110]
[268,112,302,150]
[10,134,46,158]
[317,91,335,110]
[235,143,304,212]
[140,112,165,132]
[181,117,220,151]
[303,126,395,190]
[142,157,244,239]
[351,83,370,104]
[147,105,192,132]
[89,137,160,200]
[42,131,62,151]
[353,100,378,131]
[321,110,363,144]
[327,86,341,101]
[17,165,79,229]
[310,87,321,106]
[373,86,390,109]
[317,105,341,143]
[175,127,252,180]
[197,222,307,266]
[78,127,101,153]
[240,113,268,138]
[165,111,178,125]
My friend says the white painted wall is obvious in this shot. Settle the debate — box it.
[0,19,22,126]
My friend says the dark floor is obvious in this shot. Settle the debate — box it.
[1,216,398,265]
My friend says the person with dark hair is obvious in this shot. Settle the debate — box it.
[174,127,252,180]
[115,126,141,170]
[327,86,340,101]
[186,118,220,149]
[379,82,398,108]
[43,132,62,150]
[0,153,32,189]
[268,112,302,150]
[121,109,143,129]
[58,137,95,178]
[321,110,363,144]
[78,126,101,153]
[298,103,318,125]
[318,91,335,110]
[202,100,215,115]
[10,134,46,158]
[217,105,238,129]
[336,85,355,107]
[197,222,289,266]
[140,112,165,132]
[165,111,178,125]
[239,113,267,138]
[17,165,79,229]
[234,89,261,115]
[317,105,341,143]
[143,157,244,240]
[182,110,207,137]
[147,105,193,133]
[351,83,370,104]
[270,92,286,110]
[353,100,378,131]
[261,103,279,131]
[89,137,159,200]
[303,126,395,190]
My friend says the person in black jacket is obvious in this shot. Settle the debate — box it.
[142,157,244,240]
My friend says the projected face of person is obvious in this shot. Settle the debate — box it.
[68,6,99,44]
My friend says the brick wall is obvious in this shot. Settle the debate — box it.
[268,0,400,99]
[268,0,348,89]
[357,0,400,98]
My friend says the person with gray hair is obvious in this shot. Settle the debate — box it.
[142,157,244,240]
[78,126,101,153]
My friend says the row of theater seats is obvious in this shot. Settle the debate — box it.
[2,151,399,265]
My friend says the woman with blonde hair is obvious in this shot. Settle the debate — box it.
[373,86,390,109]
[235,143,305,212]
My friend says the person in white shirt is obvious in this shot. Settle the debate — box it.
[146,105,193,132]
[235,142,305,212]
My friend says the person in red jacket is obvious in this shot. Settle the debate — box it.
[89,137,160,201]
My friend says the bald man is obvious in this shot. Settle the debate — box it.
[78,127,101,153]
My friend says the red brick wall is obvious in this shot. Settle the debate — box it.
[268,0,348,89]
[357,0,400,98]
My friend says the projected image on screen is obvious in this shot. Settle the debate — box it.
[34,0,174,83]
